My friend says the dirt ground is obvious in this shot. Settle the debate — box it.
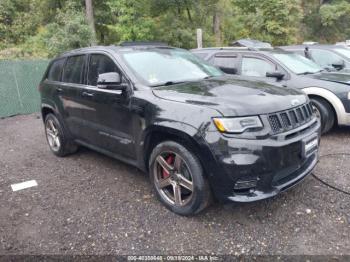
[0,114,349,256]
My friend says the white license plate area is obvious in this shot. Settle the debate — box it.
[303,135,318,157]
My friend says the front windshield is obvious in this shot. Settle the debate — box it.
[334,48,350,58]
[120,48,223,86]
[272,53,322,74]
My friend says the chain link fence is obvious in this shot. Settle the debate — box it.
[0,60,49,118]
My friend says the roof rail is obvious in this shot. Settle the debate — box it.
[230,39,272,49]
[192,47,249,51]
[120,41,168,47]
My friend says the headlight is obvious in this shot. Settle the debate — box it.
[213,116,263,133]
[347,92,350,100]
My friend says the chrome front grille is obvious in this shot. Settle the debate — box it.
[268,103,314,134]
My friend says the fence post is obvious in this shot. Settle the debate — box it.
[196,28,203,49]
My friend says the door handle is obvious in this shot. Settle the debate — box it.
[82,91,94,97]
[56,88,63,93]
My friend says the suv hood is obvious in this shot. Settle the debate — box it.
[152,76,307,116]
[307,72,350,85]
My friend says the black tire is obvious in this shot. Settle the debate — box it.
[311,97,335,134]
[44,113,78,157]
[149,141,212,216]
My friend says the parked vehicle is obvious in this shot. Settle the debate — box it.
[281,44,350,71]
[39,43,320,215]
[335,40,350,48]
[192,46,350,133]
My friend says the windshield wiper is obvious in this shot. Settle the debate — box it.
[151,81,188,87]
[203,76,215,79]
[298,71,317,75]
[152,77,213,87]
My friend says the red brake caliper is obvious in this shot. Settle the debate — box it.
[162,155,174,178]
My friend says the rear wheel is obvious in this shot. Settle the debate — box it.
[149,141,211,216]
[310,98,335,134]
[44,113,78,157]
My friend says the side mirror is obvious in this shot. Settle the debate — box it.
[266,71,285,80]
[219,67,237,75]
[97,72,126,90]
[332,61,345,71]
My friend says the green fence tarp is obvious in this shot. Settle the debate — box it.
[0,60,49,118]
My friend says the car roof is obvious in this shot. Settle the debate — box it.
[191,47,292,55]
[281,44,346,50]
[55,42,176,59]
[230,39,272,49]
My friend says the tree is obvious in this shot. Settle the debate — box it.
[85,0,97,44]
[42,5,95,57]
[319,1,350,41]
[232,0,303,45]
[1,0,350,59]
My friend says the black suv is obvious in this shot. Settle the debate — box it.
[192,47,350,134]
[39,44,320,215]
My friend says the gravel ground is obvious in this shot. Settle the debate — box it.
[0,114,349,256]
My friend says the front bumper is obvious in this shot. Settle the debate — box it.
[202,118,321,203]
[338,111,350,126]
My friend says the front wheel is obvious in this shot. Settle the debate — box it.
[149,141,211,216]
[311,98,335,134]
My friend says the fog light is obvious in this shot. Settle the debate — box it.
[234,179,257,190]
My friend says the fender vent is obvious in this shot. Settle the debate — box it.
[268,103,314,134]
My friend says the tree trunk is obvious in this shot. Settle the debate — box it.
[85,0,97,45]
[213,11,221,46]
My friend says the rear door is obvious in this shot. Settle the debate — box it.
[41,58,66,113]
[210,52,240,73]
[59,54,88,137]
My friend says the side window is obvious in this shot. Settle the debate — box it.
[311,49,343,67]
[62,55,86,84]
[47,59,65,81]
[241,57,275,77]
[213,55,237,69]
[193,52,208,59]
[88,54,120,86]
[292,50,306,57]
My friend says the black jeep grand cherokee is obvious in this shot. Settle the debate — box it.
[39,43,320,215]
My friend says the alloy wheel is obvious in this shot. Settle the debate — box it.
[46,119,61,152]
[153,151,194,206]
[312,104,321,120]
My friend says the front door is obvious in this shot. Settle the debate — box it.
[78,53,136,159]
[240,55,287,85]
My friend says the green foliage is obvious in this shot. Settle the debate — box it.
[0,0,94,59]
[232,0,302,45]
[106,0,157,42]
[1,0,350,59]
[0,0,40,46]
[40,6,95,57]
[300,0,350,42]
[318,1,350,41]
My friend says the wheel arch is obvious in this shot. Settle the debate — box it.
[41,103,74,140]
[303,87,345,125]
[41,104,56,122]
[141,124,212,175]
